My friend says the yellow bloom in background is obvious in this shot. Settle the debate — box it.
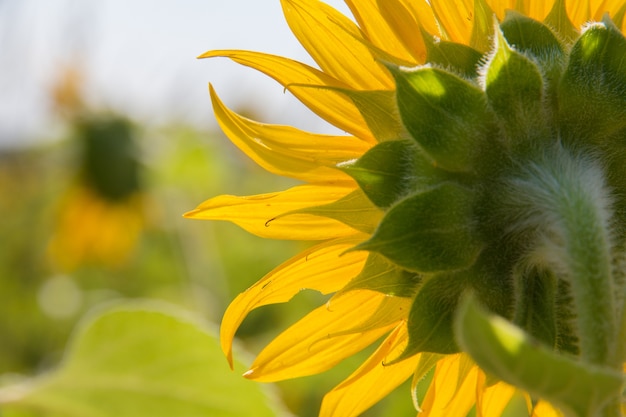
[188,0,626,416]
[47,68,146,272]
[49,115,145,271]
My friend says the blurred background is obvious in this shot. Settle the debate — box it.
[0,1,416,416]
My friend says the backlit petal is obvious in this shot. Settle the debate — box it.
[344,0,419,63]
[419,354,478,417]
[399,0,441,35]
[209,85,370,183]
[525,0,555,20]
[485,0,516,19]
[220,236,368,366]
[245,290,399,382]
[199,50,375,141]
[185,184,359,240]
[475,371,517,417]
[375,0,433,63]
[430,0,474,43]
[532,401,564,417]
[320,323,419,417]
[590,0,626,20]
[281,0,393,90]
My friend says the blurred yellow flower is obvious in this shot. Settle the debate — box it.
[49,116,145,271]
[189,0,626,416]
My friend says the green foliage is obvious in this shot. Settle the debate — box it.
[341,253,421,297]
[295,189,382,234]
[356,183,481,273]
[400,273,468,357]
[341,139,441,209]
[79,116,142,201]
[422,33,483,79]
[511,268,558,349]
[559,19,626,147]
[484,27,547,143]
[455,294,623,417]
[340,89,407,142]
[0,302,281,417]
[391,66,496,173]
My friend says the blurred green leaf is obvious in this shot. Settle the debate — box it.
[0,301,283,417]
[455,294,623,417]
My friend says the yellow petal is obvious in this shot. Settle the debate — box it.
[475,371,517,417]
[532,400,564,417]
[200,50,375,142]
[565,0,625,25]
[485,0,516,19]
[220,236,368,366]
[525,0,555,21]
[374,0,432,63]
[429,0,474,44]
[590,0,626,20]
[419,354,478,417]
[245,290,399,382]
[399,0,441,36]
[344,0,419,63]
[320,323,419,417]
[209,85,370,183]
[185,184,360,240]
[281,0,393,90]
[326,292,411,336]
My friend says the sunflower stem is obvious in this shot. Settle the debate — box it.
[550,166,616,368]
[508,146,618,368]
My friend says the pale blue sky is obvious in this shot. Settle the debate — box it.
[0,0,350,148]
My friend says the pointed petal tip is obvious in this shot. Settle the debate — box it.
[197,50,212,59]
[182,209,200,218]
[197,50,222,59]
[242,368,256,379]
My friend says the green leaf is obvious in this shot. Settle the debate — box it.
[484,25,547,144]
[423,31,483,79]
[501,11,567,88]
[455,294,624,417]
[0,302,282,417]
[559,19,626,147]
[340,89,407,142]
[398,273,469,358]
[341,139,450,209]
[391,65,496,173]
[341,252,421,297]
[356,183,482,273]
[296,188,383,234]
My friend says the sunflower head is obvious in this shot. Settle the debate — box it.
[190,1,626,415]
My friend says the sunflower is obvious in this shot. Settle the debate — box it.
[187,0,626,416]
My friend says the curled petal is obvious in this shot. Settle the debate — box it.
[210,85,370,183]
[200,50,376,142]
[320,323,420,417]
[220,236,368,366]
[281,0,393,90]
[245,290,400,382]
[185,184,359,240]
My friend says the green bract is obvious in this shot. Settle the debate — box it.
[342,10,626,416]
